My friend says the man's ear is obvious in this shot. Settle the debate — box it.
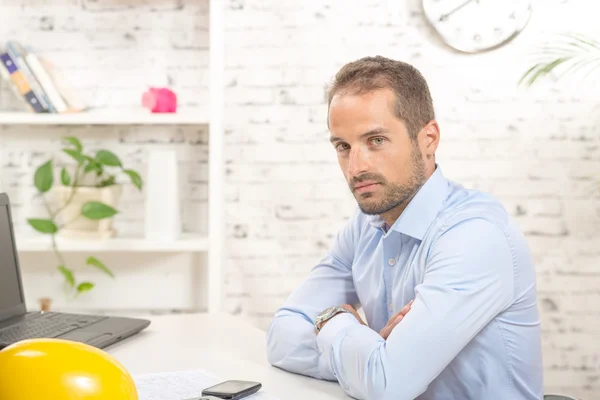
[420,120,440,159]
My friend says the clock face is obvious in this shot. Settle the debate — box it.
[422,0,532,53]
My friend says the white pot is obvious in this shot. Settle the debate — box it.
[53,184,123,240]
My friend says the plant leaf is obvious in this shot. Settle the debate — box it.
[27,219,58,234]
[34,160,53,193]
[525,57,571,86]
[58,265,75,287]
[581,59,600,81]
[81,201,118,220]
[123,169,143,190]
[63,136,83,152]
[95,150,122,167]
[567,57,600,76]
[522,32,600,86]
[77,282,95,294]
[519,63,540,86]
[97,176,116,188]
[82,155,104,176]
[61,167,71,186]
[86,256,114,278]
[63,149,86,164]
[84,161,102,174]
[558,33,600,50]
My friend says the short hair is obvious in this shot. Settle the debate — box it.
[326,56,435,141]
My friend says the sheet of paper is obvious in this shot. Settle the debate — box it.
[133,369,279,400]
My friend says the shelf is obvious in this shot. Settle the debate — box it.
[0,109,208,125]
[15,233,209,253]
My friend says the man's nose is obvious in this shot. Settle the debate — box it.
[347,147,370,178]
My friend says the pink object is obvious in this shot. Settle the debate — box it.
[142,87,178,113]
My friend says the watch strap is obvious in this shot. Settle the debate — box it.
[315,306,349,331]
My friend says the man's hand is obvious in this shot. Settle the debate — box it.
[379,300,414,340]
[317,304,367,333]
[340,304,367,326]
[316,301,412,337]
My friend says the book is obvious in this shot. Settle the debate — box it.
[0,56,32,112]
[38,55,87,113]
[21,48,69,113]
[0,51,48,113]
[1,41,86,114]
[6,41,55,113]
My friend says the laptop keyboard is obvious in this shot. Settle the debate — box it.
[0,312,107,344]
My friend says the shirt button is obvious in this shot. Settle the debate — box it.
[388,258,396,266]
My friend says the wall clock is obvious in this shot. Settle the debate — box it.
[422,0,532,53]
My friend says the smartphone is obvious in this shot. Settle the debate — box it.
[201,380,262,400]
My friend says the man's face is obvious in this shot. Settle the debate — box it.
[328,88,427,216]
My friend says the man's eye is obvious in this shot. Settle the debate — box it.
[336,143,349,152]
[371,137,385,146]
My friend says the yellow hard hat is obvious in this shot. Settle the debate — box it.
[0,338,138,399]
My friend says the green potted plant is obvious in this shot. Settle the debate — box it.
[28,136,143,303]
[520,32,600,86]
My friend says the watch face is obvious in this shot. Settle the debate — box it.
[422,0,532,53]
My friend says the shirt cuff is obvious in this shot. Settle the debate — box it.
[316,313,360,378]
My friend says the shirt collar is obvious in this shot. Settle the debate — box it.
[367,164,449,240]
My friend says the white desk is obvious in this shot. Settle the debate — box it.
[108,313,348,400]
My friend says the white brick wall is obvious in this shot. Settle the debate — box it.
[224,0,600,397]
[1,0,600,397]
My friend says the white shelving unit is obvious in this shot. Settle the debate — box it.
[0,0,225,314]
[0,110,209,125]
[16,234,209,253]
[207,0,225,315]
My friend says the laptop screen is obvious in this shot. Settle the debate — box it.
[0,204,25,316]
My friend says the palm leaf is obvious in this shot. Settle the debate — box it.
[521,58,572,86]
[558,32,600,49]
[581,61,600,82]
[520,33,600,86]
[557,57,600,80]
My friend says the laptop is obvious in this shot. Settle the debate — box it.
[0,192,150,350]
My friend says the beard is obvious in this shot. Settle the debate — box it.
[350,145,427,216]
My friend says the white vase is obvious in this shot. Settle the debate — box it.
[54,184,122,240]
[145,149,181,241]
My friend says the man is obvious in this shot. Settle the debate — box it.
[266,56,543,400]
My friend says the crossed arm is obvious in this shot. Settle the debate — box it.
[266,218,514,400]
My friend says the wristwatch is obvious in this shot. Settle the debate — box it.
[315,306,349,331]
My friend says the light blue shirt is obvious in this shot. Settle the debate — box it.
[266,165,543,400]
